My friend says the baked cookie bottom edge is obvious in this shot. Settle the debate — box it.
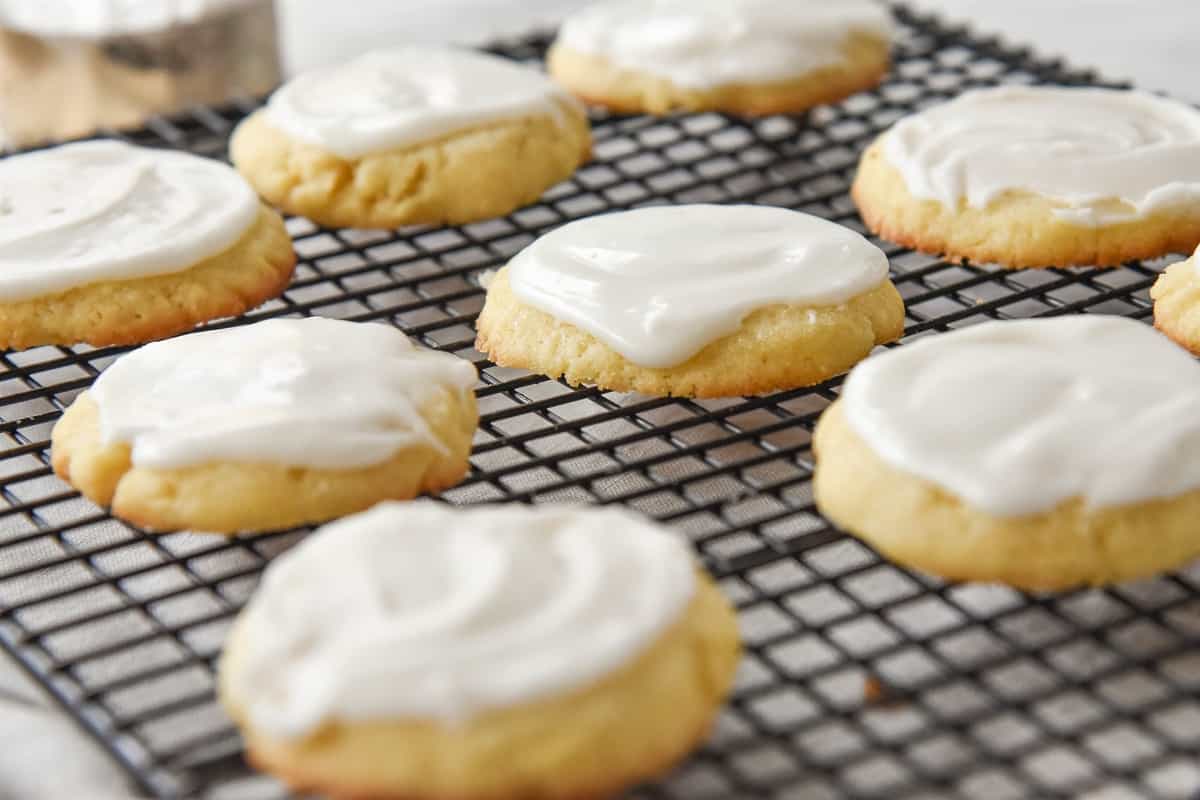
[852,141,1200,269]
[547,32,890,117]
[49,389,478,534]
[0,205,296,350]
[1151,249,1200,355]
[218,574,741,800]
[475,267,905,399]
[230,104,592,230]
[813,400,1200,591]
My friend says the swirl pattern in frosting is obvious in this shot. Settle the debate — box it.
[841,316,1200,516]
[263,46,576,158]
[0,141,259,301]
[555,0,892,89]
[91,318,478,470]
[222,501,697,735]
[882,86,1200,226]
[507,204,891,368]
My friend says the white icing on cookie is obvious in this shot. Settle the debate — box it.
[841,316,1200,516]
[882,86,1200,226]
[0,141,258,301]
[555,0,892,90]
[263,46,576,158]
[90,318,478,470]
[223,500,697,735]
[507,204,891,368]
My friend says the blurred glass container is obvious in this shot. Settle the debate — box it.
[0,0,279,149]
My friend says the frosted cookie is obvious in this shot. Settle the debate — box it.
[814,316,1200,591]
[0,140,294,349]
[548,0,892,116]
[51,318,478,534]
[231,46,591,229]
[219,501,741,800]
[476,204,904,398]
[1151,245,1200,354]
[853,86,1200,268]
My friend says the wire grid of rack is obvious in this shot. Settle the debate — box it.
[1,6,1199,800]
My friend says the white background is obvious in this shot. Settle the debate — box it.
[3,1,1199,798]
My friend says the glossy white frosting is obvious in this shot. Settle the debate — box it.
[507,204,891,368]
[0,140,259,301]
[555,0,892,89]
[841,316,1200,516]
[882,86,1200,226]
[263,46,576,158]
[0,0,256,37]
[224,500,697,735]
[90,318,478,470]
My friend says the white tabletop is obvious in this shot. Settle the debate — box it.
[3,2,1198,798]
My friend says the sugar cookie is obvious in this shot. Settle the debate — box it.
[548,0,891,116]
[231,46,591,230]
[1151,245,1200,354]
[814,316,1200,591]
[852,86,1200,268]
[51,318,478,534]
[476,204,904,397]
[219,501,741,800]
[0,141,294,349]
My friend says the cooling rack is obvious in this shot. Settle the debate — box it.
[1,6,1198,799]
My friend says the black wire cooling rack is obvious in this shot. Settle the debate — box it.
[2,6,1199,800]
